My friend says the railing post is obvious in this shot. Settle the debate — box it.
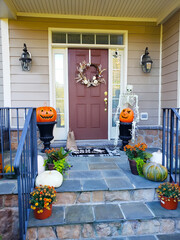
[30,108,37,185]
[162,109,166,166]
[170,109,174,182]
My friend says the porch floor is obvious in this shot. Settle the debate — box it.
[54,150,162,192]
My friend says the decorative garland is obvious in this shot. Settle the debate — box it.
[76,61,106,87]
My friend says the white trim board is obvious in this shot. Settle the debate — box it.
[177,15,180,108]
[1,19,11,107]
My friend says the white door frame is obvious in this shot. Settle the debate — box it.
[49,28,128,140]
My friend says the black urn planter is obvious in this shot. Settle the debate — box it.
[37,121,57,152]
[119,121,132,150]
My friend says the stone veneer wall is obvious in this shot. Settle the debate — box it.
[10,129,162,150]
[0,194,19,240]
[135,129,162,148]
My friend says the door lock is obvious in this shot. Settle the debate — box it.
[104,97,108,112]
[104,91,108,96]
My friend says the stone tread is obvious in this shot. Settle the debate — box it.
[27,235,180,240]
[28,201,180,228]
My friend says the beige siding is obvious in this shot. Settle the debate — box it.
[0,20,4,107]
[161,11,180,108]
[9,17,160,125]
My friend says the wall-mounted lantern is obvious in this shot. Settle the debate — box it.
[19,43,32,71]
[140,47,153,73]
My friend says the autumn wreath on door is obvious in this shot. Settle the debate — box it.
[76,61,106,87]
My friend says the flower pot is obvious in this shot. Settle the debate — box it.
[160,196,178,210]
[119,122,132,150]
[47,163,55,170]
[34,204,52,220]
[37,121,57,152]
[128,158,138,175]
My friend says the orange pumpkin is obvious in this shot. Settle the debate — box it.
[36,106,57,122]
[119,108,134,123]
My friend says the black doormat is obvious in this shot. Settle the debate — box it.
[71,148,110,157]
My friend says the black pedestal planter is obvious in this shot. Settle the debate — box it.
[119,121,132,150]
[37,121,57,153]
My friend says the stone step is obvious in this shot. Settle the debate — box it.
[27,201,180,239]
[54,189,158,205]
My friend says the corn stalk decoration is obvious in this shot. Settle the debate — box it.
[75,61,106,87]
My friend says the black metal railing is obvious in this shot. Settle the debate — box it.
[162,108,180,183]
[0,107,31,178]
[14,108,37,240]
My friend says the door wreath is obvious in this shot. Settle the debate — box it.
[76,61,106,87]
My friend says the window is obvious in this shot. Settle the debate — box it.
[112,56,121,127]
[52,32,124,45]
[54,54,65,128]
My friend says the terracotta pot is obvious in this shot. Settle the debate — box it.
[160,196,178,210]
[47,163,55,170]
[34,204,52,220]
[128,158,138,175]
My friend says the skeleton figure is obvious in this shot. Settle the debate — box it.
[114,85,139,146]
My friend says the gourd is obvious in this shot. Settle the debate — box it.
[35,170,63,188]
[150,150,167,167]
[37,155,45,175]
[4,164,14,173]
[119,108,134,123]
[143,162,168,182]
[36,106,57,122]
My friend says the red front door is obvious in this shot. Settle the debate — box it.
[68,49,108,140]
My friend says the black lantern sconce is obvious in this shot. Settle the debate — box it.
[19,43,32,71]
[140,47,153,73]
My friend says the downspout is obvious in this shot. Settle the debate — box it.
[158,24,163,125]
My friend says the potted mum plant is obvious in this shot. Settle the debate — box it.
[156,182,180,210]
[44,147,72,176]
[124,143,152,175]
[30,185,56,220]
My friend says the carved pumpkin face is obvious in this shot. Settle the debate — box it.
[36,106,57,122]
[119,108,134,123]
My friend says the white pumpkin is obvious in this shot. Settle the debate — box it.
[150,150,167,167]
[37,155,45,175]
[35,170,63,188]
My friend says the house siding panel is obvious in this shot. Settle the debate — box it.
[9,17,160,125]
[162,11,180,108]
[0,20,4,107]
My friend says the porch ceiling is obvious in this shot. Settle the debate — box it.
[1,0,180,24]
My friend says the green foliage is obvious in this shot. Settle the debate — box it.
[44,147,71,164]
[144,152,153,160]
[53,158,72,175]
[44,147,72,175]
[134,157,146,177]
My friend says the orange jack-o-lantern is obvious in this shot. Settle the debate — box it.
[119,108,134,123]
[36,106,57,122]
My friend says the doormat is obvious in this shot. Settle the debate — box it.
[71,148,110,157]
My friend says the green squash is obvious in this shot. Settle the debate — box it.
[143,162,168,182]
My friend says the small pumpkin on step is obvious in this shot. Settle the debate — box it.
[143,162,168,182]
